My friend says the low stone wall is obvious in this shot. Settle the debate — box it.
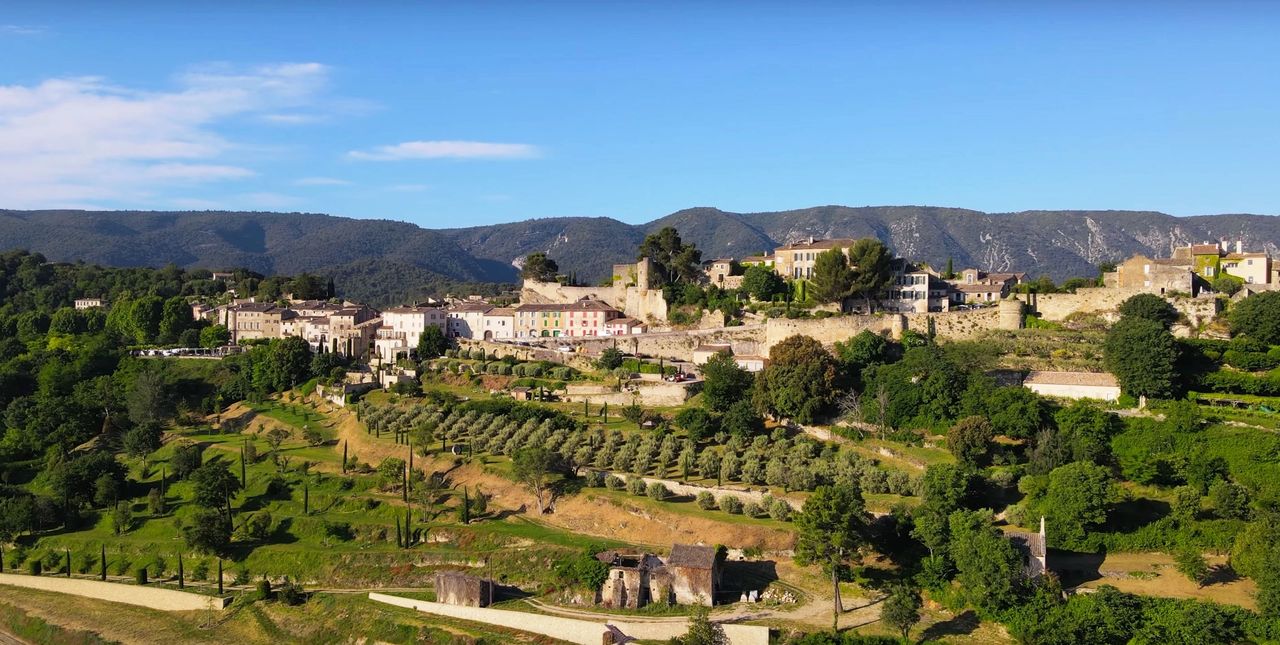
[564,381,692,407]
[0,573,230,611]
[546,326,767,363]
[368,593,769,645]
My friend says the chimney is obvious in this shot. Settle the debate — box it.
[1039,516,1046,539]
[808,236,815,245]
[1237,240,1244,254]
[1220,240,1228,253]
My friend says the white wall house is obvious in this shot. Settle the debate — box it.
[1022,371,1121,402]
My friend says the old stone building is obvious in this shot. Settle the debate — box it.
[597,544,722,609]
[433,571,494,607]
[1006,517,1049,579]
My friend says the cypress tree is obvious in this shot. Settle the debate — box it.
[342,440,348,474]
[304,482,309,514]
[402,466,408,502]
[408,443,413,477]
[395,516,402,548]
[217,559,223,595]
[177,553,184,589]
[462,487,470,525]
[100,544,106,581]
[160,467,167,498]
[65,549,71,576]
[405,509,412,547]
[240,445,246,485]
[0,543,5,572]
[603,402,608,421]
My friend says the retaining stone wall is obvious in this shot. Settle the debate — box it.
[0,573,230,611]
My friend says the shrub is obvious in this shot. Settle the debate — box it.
[135,567,148,585]
[278,578,306,605]
[191,559,210,581]
[696,491,717,510]
[27,559,41,576]
[646,482,670,501]
[719,495,743,514]
[605,475,626,491]
[256,577,273,601]
[626,477,647,496]
[768,497,793,521]
[584,470,606,487]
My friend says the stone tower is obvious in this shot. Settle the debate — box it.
[998,298,1025,330]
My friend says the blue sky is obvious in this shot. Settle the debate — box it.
[2,1,1278,227]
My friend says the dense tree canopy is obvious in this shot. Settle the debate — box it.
[948,510,1025,612]
[1230,291,1280,345]
[810,248,854,304]
[637,227,702,286]
[700,352,753,413]
[740,264,787,302]
[1118,294,1179,330]
[520,252,559,282]
[847,238,894,312]
[753,335,841,424]
[1104,317,1179,399]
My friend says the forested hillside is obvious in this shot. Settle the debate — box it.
[5,206,1280,290]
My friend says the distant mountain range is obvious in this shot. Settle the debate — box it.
[4,206,1279,304]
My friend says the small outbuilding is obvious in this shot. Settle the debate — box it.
[1022,370,1121,402]
[434,571,494,607]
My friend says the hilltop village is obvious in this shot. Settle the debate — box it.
[3,226,1280,645]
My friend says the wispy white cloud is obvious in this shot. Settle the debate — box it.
[0,63,330,208]
[261,113,324,125]
[294,176,351,186]
[386,183,430,192]
[0,24,45,36]
[348,140,540,161]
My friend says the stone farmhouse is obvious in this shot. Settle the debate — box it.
[948,269,1027,304]
[597,544,722,608]
[1107,240,1279,297]
[74,297,106,309]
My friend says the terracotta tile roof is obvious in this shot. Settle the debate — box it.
[956,284,1005,293]
[778,238,858,251]
[450,303,495,313]
[1023,370,1118,387]
[1191,244,1222,255]
[485,308,516,316]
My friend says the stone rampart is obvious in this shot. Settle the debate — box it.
[368,593,769,645]
[0,573,230,611]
